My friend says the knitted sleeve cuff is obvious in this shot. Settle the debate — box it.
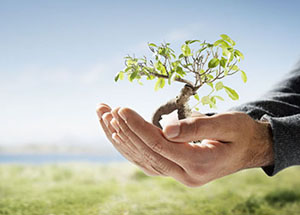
[260,114,300,176]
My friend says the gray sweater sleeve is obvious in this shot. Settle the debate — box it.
[230,60,300,176]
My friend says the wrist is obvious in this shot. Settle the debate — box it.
[244,120,274,169]
[254,120,274,167]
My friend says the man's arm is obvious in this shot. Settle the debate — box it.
[230,60,300,176]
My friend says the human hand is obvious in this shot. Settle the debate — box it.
[96,104,274,187]
[96,103,195,184]
[163,111,274,170]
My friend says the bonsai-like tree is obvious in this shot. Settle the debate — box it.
[115,34,247,129]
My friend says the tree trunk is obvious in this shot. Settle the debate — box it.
[152,85,195,129]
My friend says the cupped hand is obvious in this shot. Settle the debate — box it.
[96,104,274,187]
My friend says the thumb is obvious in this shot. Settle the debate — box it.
[162,115,227,143]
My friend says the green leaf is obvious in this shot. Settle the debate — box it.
[195,107,199,111]
[138,80,143,85]
[175,66,185,76]
[220,34,236,46]
[214,95,224,101]
[207,82,213,89]
[222,48,231,58]
[229,52,234,62]
[208,58,220,68]
[178,53,185,59]
[207,43,213,48]
[181,44,192,56]
[232,65,239,71]
[125,67,131,72]
[185,40,200,45]
[234,49,244,60]
[215,81,224,91]
[209,103,216,108]
[154,78,165,91]
[168,71,174,85]
[213,39,223,46]
[194,94,200,101]
[220,57,227,68]
[224,68,228,76]
[201,96,210,105]
[154,61,167,75]
[129,71,138,82]
[182,63,192,68]
[240,70,247,83]
[201,95,219,108]
[200,69,205,74]
[171,61,180,68]
[210,96,216,106]
[148,43,157,47]
[205,74,214,80]
[114,73,119,82]
[224,86,239,100]
[214,39,230,48]
[159,78,165,88]
[190,39,200,44]
[126,59,137,66]
[119,71,124,80]
[147,75,155,80]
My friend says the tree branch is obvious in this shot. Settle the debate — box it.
[140,70,169,79]
[174,76,194,86]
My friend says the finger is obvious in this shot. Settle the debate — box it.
[111,108,140,152]
[162,114,232,143]
[116,107,193,170]
[96,106,158,175]
[108,110,161,176]
[111,133,159,176]
[97,106,151,172]
[111,118,140,156]
[101,116,160,176]
[96,103,111,119]
[113,108,187,178]
[104,113,139,163]
[102,112,115,134]
[96,104,115,136]
[97,106,114,142]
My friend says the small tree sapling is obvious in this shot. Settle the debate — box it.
[115,34,247,129]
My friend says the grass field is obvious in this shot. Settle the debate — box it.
[1,163,300,215]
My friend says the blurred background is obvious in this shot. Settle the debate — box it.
[2,1,300,215]
[1,0,300,162]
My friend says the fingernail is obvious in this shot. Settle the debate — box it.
[118,110,127,122]
[164,122,180,139]
[96,104,106,119]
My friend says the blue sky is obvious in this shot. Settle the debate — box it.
[1,0,300,146]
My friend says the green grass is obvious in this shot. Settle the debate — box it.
[1,163,300,215]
